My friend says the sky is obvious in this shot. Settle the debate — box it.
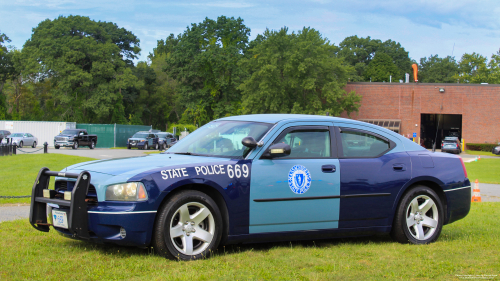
[1,0,499,64]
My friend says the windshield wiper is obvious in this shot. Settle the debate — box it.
[172,152,192,155]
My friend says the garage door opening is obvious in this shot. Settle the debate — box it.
[420,114,462,149]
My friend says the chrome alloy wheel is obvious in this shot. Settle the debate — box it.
[169,202,215,256]
[406,195,439,240]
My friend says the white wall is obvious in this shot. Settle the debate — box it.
[0,121,76,147]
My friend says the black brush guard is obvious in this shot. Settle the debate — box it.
[29,167,91,239]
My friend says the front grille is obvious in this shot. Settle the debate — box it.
[55,137,67,141]
[55,180,97,198]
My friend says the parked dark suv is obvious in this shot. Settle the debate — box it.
[492,145,500,155]
[0,130,11,143]
[441,136,461,154]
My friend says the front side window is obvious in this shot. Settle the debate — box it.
[339,130,390,158]
[273,129,331,158]
[11,133,23,137]
[167,121,273,158]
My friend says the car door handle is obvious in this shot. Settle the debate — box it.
[393,164,406,171]
[322,165,336,173]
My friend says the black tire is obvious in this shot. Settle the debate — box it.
[127,145,131,149]
[72,141,79,150]
[152,190,223,261]
[144,143,148,150]
[155,143,159,150]
[32,142,37,148]
[391,185,444,244]
[19,141,23,148]
[55,145,60,149]
[89,141,95,149]
[163,143,167,150]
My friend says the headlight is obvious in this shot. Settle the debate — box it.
[105,182,148,201]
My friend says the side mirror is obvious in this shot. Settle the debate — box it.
[242,136,258,148]
[264,143,291,158]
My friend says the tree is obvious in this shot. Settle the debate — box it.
[21,15,140,123]
[455,52,489,83]
[364,52,400,82]
[239,27,361,116]
[163,16,250,125]
[418,55,459,83]
[338,36,412,81]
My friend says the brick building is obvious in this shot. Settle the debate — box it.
[341,82,500,148]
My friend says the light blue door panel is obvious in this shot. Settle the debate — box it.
[250,158,340,233]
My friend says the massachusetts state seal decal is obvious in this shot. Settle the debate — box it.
[288,165,312,194]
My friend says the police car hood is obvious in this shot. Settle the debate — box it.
[63,153,228,176]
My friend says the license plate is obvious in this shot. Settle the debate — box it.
[53,210,69,229]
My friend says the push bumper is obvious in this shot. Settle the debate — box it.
[29,168,91,239]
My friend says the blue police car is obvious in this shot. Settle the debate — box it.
[29,114,471,260]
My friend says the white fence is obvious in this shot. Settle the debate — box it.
[0,121,76,147]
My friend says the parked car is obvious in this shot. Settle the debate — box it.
[156,132,176,150]
[54,129,97,149]
[127,132,160,150]
[0,130,11,144]
[441,136,461,154]
[10,132,38,148]
[492,145,500,155]
[29,114,470,261]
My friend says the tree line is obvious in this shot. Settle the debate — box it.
[1,15,499,129]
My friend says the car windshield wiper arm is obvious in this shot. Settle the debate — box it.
[172,152,192,155]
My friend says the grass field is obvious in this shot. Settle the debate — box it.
[0,203,498,280]
[464,158,500,184]
[0,154,97,204]
[465,150,500,157]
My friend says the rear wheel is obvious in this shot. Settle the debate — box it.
[391,185,443,244]
[153,190,222,260]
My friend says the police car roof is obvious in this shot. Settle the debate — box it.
[216,114,345,124]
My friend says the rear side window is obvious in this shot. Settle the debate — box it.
[339,130,391,158]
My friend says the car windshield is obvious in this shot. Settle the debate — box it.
[61,129,79,135]
[157,133,168,138]
[167,121,274,158]
[11,133,23,137]
[132,133,149,138]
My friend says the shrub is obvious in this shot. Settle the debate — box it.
[169,124,198,137]
[466,143,497,152]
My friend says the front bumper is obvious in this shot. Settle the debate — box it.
[29,168,156,246]
[55,141,74,147]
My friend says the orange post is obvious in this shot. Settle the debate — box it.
[412,64,418,82]
[471,179,481,202]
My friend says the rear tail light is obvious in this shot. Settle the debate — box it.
[459,157,468,178]
[456,143,459,148]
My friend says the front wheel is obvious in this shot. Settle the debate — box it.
[89,141,95,149]
[32,142,37,148]
[72,141,79,150]
[55,145,60,149]
[391,185,443,244]
[19,141,23,148]
[144,143,148,150]
[152,190,223,260]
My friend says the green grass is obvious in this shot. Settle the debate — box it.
[464,158,500,184]
[465,150,500,157]
[0,154,97,205]
[0,203,498,280]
